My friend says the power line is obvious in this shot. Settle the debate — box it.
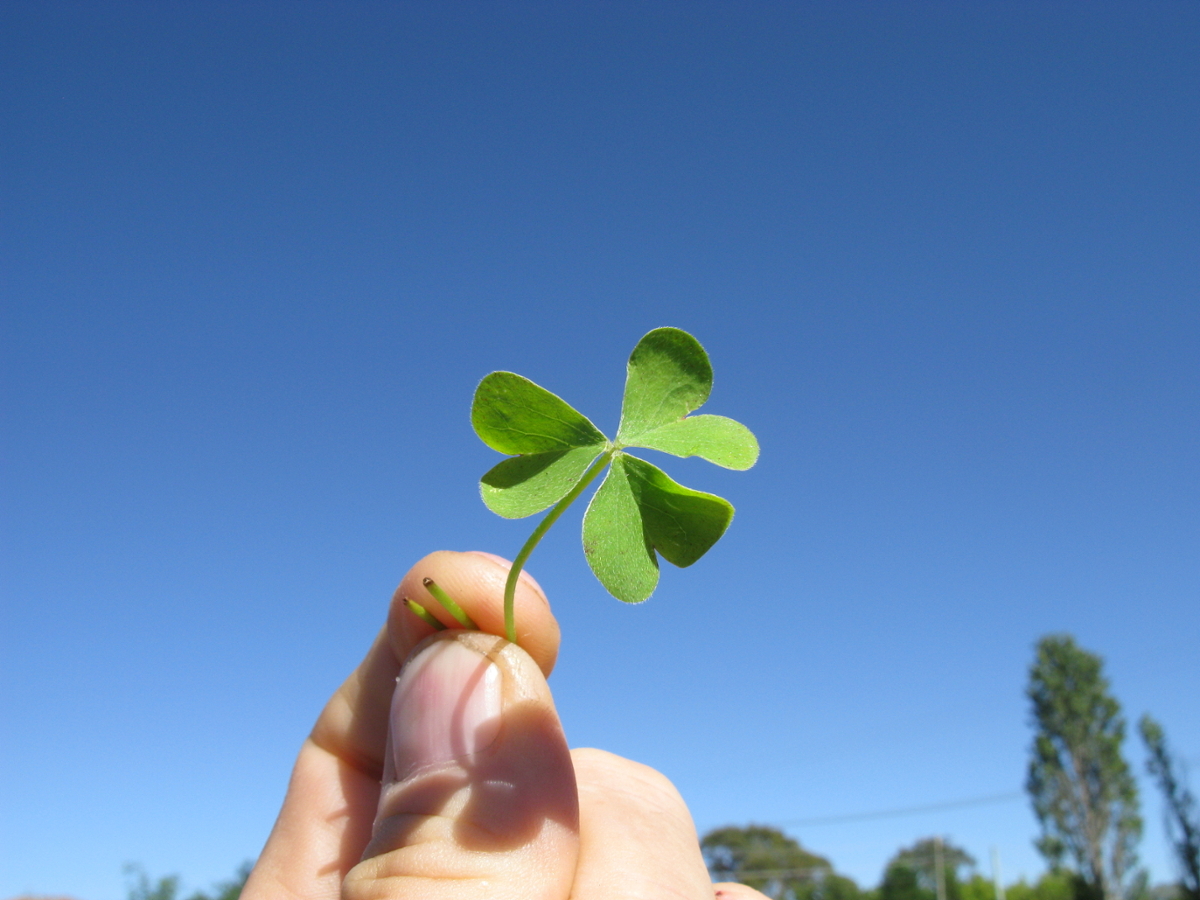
[777,791,1025,828]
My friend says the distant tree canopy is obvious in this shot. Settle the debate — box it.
[702,825,862,900]
[125,867,180,900]
[877,837,976,900]
[960,872,998,900]
[1139,715,1200,900]
[1026,635,1142,900]
[1006,870,1083,900]
[125,861,251,900]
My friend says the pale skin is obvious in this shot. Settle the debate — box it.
[242,550,769,900]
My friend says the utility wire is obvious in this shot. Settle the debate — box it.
[776,791,1024,828]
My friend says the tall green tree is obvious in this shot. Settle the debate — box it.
[1025,635,1142,900]
[878,837,976,900]
[702,825,860,900]
[1139,715,1200,900]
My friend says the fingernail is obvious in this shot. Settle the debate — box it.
[389,638,503,782]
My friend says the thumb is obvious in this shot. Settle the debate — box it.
[344,630,580,900]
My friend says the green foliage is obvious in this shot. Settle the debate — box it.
[124,861,251,900]
[125,866,180,900]
[701,825,860,900]
[1026,635,1143,900]
[472,371,608,456]
[878,838,976,900]
[879,863,927,900]
[1139,715,1200,900]
[961,874,997,900]
[822,873,866,900]
[1006,871,1081,900]
[472,327,758,640]
[582,452,734,601]
[197,861,252,900]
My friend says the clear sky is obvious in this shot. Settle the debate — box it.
[1,3,1197,898]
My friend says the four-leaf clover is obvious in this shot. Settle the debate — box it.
[472,327,759,641]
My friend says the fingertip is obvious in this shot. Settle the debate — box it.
[388,551,561,676]
[463,551,549,603]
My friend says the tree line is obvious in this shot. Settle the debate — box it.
[702,634,1199,900]
[123,862,250,900]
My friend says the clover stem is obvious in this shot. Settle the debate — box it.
[503,449,614,643]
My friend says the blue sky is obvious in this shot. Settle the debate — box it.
[1,3,1197,898]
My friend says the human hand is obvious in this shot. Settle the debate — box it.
[242,550,768,900]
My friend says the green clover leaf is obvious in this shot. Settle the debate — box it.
[471,327,759,642]
[616,327,759,470]
[472,372,607,518]
[472,371,607,455]
[582,453,735,603]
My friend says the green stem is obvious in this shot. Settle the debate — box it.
[503,449,613,643]
[404,598,447,631]
[423,577,478,629]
